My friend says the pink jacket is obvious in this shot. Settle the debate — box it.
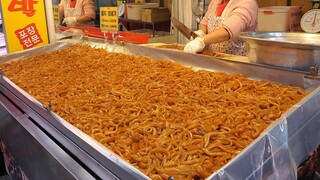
[200,0,258,39]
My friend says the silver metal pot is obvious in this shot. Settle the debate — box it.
[238,32,320,71]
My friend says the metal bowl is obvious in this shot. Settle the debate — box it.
[238,32,320,71]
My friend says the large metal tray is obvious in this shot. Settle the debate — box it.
[238,32,320,71]
[0,40,320,179]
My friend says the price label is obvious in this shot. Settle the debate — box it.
[135,0,144,3]
[52,5,60,26]
[100,7,118,31]
[117,0,123,6]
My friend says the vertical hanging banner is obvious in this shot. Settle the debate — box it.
[1,0,50,53]
[100,7,118,31]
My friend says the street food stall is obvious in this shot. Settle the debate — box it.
[0,35,319,179]
[0,0,319,179]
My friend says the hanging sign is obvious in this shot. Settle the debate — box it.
[100,7,118,31]
[52,4,60,26]
[117,0,123,6]
[0,0,50,53]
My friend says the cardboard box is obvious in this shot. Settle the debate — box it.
[126,3,159,20]
[141,8,170,22]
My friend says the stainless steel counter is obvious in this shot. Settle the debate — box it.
[0,40,319,179]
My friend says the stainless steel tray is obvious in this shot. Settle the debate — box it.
[0,41,320,180]
[238,32,320,71]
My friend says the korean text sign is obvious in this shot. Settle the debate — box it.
[1,0,49,53]
[52,5,60,26]
[100,7,118,31]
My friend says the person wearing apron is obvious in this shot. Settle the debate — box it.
[184,0,258,56]
[59,0,96,27]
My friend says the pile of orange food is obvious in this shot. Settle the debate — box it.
[0,45,308,180]
[157,44,225,58]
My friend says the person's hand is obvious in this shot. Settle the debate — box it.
[193,29,205,37]
[190,29,205,40]
[62,17,77,26]
[184,37,205,53]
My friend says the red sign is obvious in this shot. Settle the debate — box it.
[15,23,43,49]
[1,0,50,53]
[8,0,38,17]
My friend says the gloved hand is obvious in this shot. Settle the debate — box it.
[190,29,205,40]
[184,37,205,53]
[62,17,78,26]
[193,29,205,37]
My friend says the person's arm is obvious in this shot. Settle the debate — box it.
[76,0,96,24]
[184,0,257,54]
[63,0,96,26]
[184,27,230,53]
[203,27,230,44]
[198,24,207,34]
[196,0,230,44]
[76,15,94,24]
[221,0,258,39]
[200,0,257,43]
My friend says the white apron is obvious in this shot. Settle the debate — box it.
[64,0,94,26]
[207,0,247,56]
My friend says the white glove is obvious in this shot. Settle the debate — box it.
[193,29,205,37]
[62,17,77,26]
[190,29,205,40]
[184,37,205,53]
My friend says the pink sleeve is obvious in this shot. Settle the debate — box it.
[58,0,66,18]
[222,0,258,39]
[200,1,215,27]
[82,0,96,19]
